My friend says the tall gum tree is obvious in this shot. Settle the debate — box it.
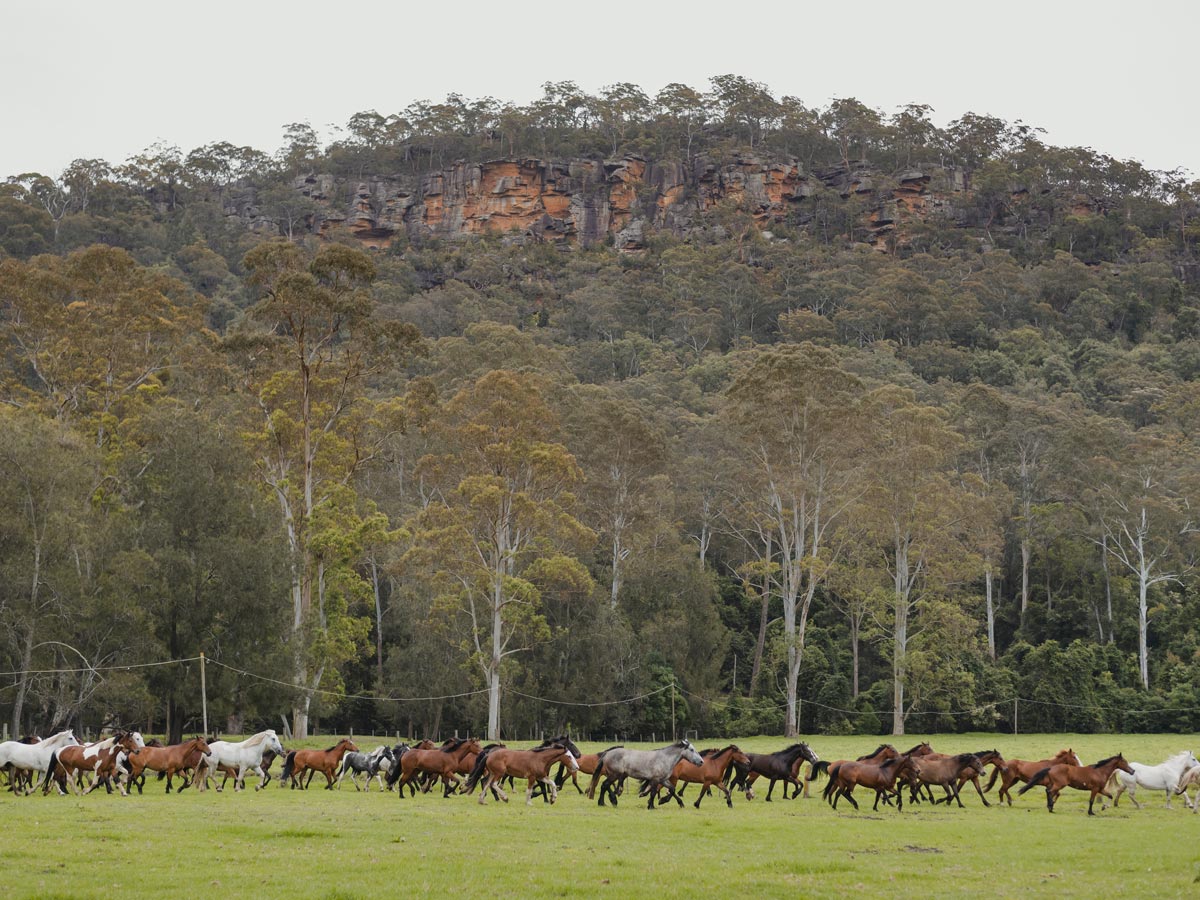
[1093,430,1199,689]
[859,386,974,734]
[726,345,864,736]
[235,241,422,739]
[411,370,593,740]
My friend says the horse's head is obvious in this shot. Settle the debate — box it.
[343,739,360,754]
[269,733,286,756]
[193,736,212,755]
[729,745,751,767]
[1184,750,1199,771]
[678,740,704,767]
[801,742,819,764]
[1115,753,1133,775]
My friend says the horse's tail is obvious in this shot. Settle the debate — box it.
[461,748,494,795]
[280,750,297,782]
[1017,767,1051,795]
[822,764,844,802]
[808,760,830,783]
[39,752,60,794]
[984,763,1001,793]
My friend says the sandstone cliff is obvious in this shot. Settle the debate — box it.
[229,155,986,251]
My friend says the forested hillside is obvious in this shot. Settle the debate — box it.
[3,78,1200,742]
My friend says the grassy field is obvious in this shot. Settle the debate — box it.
[5,732,1200,899]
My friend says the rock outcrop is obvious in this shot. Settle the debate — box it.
[231,155,976,251]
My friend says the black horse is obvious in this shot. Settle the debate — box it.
[731,743,821,801]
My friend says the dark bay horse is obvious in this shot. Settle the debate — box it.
[1017,753,1134,814]
[732,743,821,801]
[986,748,1081,805]
[908,753,987,808]
[281,739,359,790]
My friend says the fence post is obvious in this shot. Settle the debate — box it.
[199,652,208,739]
[1013,698,1019,736]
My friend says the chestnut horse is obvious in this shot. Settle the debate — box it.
[1017,753,1134,814]
[280,739,359,790]
[124,737,212,793]
[985,747,1081,805]
[394,738,481,798]
[667,745,751,809]
[477,743,579,805]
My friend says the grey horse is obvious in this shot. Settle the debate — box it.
[596,740,704,809]
[336,745,395,791]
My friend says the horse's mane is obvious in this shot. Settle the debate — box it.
[952,752,980,764]
[858,743,893,760]
[1093,754,1122,767]
[323,742,342,752]
[241,731,272,748]
[879,756,904,769]
[901,742,931,755]
[441,737,470,751]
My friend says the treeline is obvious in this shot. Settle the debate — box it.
[2,79,1200,743]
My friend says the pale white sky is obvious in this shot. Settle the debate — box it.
[5,0,1197,180]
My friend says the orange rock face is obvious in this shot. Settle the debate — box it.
[286,156,975,251]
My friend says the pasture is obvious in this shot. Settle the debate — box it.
[5,732,1199,899]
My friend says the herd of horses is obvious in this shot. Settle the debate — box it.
[2,729,1199,816]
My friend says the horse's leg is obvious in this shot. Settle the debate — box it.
[842,787,859,810]
[765,778,776,802]
[970,775,990,807]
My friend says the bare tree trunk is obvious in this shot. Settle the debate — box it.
[10,627,35,738]
[749,532,772,694]
[984,567,996,660]
[1137,574,1149,690]
[1101,534,1114,643]
[1020,537,1030,627]
[371,559,385,687]
[850,614,860,698]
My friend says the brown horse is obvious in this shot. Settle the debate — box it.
[395,738,481,798]
[477,743,579,805]
[825,755,915,811]
[985,747,1081,805]
[668,745,751,809]
[908,753,988,808]
[125,737,212,793]
[280,739,359,790]
[1017,753,1135,814]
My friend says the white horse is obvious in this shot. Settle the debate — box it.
[198,730,286,792]
[1103,750,1199,809]
[0,730,80,794]
[1173,763,1200,813]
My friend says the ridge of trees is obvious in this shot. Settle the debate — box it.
[1,78,1199,740]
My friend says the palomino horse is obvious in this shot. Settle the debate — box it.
[393,738,480,798]
[595,740,704,809]
[336,745,395,791]
[41,730,145,796]
[1017,753,1135,814]
[0,730,80,794]
[199,730,287,792]
[731,743,821,801]
[125,737,212,793]
[666,745,750,809]
[985,748,1081,805]
[824,755,916,811]
[1103,750,1198,810]
[477,742,579,806]
[280,739,359,790]
[1174,764,1200,812]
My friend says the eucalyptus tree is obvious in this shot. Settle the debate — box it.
[858,386,975,734]
[725,345,865,735]
[409,370,594,740]
[234,240,422,738]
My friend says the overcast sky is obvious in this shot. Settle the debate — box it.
[6,0,1197,181]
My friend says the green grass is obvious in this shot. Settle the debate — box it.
[6,733,1200,899]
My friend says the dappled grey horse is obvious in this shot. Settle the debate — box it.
[336,745,395,791]
[596,740,704,809]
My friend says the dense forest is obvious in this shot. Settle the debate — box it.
[2,77,1200,743]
